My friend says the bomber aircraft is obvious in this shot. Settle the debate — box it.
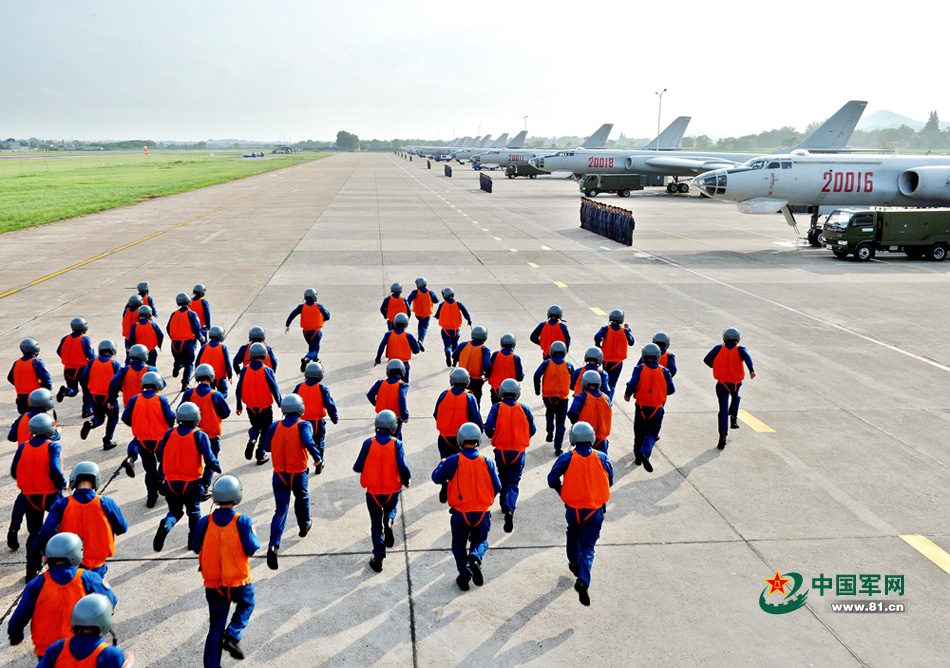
[471,123,613,170]
[453,131,527,163]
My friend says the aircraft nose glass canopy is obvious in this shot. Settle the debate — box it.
[695,171,727,196]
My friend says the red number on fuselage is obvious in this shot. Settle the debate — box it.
[822,171,873,194]
[821,171,833,193]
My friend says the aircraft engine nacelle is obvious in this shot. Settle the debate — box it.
[897,166,950,200]
[625,157,634,170]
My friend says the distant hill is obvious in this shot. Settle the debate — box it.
[858,110,950,131]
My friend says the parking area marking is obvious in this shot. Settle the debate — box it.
[527,262,540,268]
[494,237,502,241]
[589,307,608,316]
[900,535,950,576]
[509,248,519,253]
[737,409,775,433]
[553,281,568,288]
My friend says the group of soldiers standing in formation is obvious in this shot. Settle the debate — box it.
[5,277,755,667]
[578,198,635,246]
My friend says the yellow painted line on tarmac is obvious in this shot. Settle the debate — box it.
[589,307,608,316]
[901,535,950,576]
[554,281,568,288]
[482,228,490,231]
[737,409,775,433]
[528,262,540,268]
[462,213,468,217]
[0,178,293,300]
[494,237,502,241]
[509,248,519,253]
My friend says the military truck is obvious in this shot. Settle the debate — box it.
[822,208,950,261]
[505,164,543,179]
[580,174,645,198]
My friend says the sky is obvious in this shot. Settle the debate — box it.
[2,0,949,143]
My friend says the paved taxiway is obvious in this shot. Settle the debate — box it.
[1,153,949,667]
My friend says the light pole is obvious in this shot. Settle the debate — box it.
[655,89,667,138]
[523,115,528,132]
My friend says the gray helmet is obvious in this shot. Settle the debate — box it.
[549,340,567,356]
[547,305,562,320]
[641,343,661,362]
[141,371,163,390]
[471,325,488,342]
[128,294,144,309]
[70,317,88,333]
[499,378,521,400]
[98,340,117,356]
[28,388,54,410]
[249,342,268,360]
[19,338,40,356]
[652,332,670,348]
[415,277,427,289]
[281,393,305,416]
[28,413,56,438]
[137,281,150,294]
[582,370,602,391]
[569,421,596,446]
[70,461,101,489]
[609,309,624,324]
[71,593,114,635]
[500,333,516,349]
[46,532,84,567]
[194,363,215,383]
[248,326,266,342]
[212,475,243,504]
[137,305,153,319]
[176,401,201,424]
[304,288,317,301]
[584,347,603,365]
[305,362,324,381]
[457,422,482,446]
[393,312,409,328]
[386,359,406,377]
[390,282,403,295]
[193,283,206,297]
[442,287,454,300]
[375,409,399,435]
[449,367,470,388]
[176,292,191,306]
[723,328,740,344]
[208,326,225,341]
[128,344,149,362]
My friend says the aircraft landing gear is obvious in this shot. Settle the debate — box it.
[666,180,690,194]
[806,209,824,247]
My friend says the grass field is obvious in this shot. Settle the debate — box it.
[0,151,331,233]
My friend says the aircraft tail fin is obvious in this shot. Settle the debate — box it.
[580,123,613,148]
[794,100,867,151]
[477,135,493,148]
[460,137,474,146]
[642,116,691,150]
[506,130,528,148]
[488,133,509,148]
[448,138,460,147]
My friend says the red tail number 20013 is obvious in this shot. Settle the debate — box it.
[822,171,873,193]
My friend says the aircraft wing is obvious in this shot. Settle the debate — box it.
[643,156,743,172]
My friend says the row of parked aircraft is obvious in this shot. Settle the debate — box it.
[404,101,950,244]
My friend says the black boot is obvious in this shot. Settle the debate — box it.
[445,352,452,367]
[718,433,727,450]
[267,545,279,570]
[574,579,591,606]
[468,556,484,586]
[369,556,384,572]
[7,527,19,551]
[121,458,136,478]
[222,636,245,660]
[439,484,448,504]
[730,416,739,429]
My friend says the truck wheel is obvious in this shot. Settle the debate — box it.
[854,243,874,262]
[507,174,515,179]
[677,182,690,193]
[927,243,948,261]
[619,189,631,198]
[832,250,849,259]
[588,189,599,197]
[529,174,537,179]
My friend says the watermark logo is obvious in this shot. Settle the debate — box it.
[759,570,809,615]
[759,571,905,614]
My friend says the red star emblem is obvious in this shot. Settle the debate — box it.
[763,570,791,596]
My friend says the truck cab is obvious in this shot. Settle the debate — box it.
[823,207,950,261]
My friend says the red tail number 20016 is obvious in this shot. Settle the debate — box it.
[822,171,873,193]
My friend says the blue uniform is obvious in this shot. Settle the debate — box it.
[533,355,576,450]
[232,342,279,374]
[235,361,282,456]
[286,301,331,362]
[261,417,320,548]
[353,433,412,558]
[484,399,537,516]
[529,319,571,356]
[374,328,421,383]
[292,379,338,461]
[624,361,676,460]
[11,436,66,575]
[56,332,94,403]
[432,387,483,458]
[127,320,164,365]
[38,488,128,576]
[8,356,52,414]
[121,389,176,503]
[594,324,636,395]
[107,360,161,407]
[157,425,221,549]
[703,343,755,434]
[406,288,439,343]
[196,340,233,396]
[166,307,203,385]
[366,376,409,438]
[434,299,472,356]
[80,355,121,444]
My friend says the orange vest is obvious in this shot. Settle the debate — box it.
[189,300,207,328]
[659,352,670,369]
[200,342,228,380]
[435,390,471,437]
[634,365,668,409]
[86,358,113,397]
[491,403,531,452]
[601,327,629,363]
[360,437,402,495]
[241,365,274,409]
[385,331,412,362]
[578,393,612,441]
[542,360,570,399]
[12,358,40,394]
[121,365,147,406]
[447,454,495,513]
[122,306,137,340]
[713,346,744,384]
[60,496,115,569]
[168,309,194,342]
[385,297,409,322]
[560,451,611,509]
[16,440,57,495]
[271,421,309,473]
[573,366,602,396]
[59,335,89,370]
[412,290,433,318]
[190,387,223,438]
[15,413,54,446]
[538,322,566,356]
[300,302,325,330]
[32,569,87,656]
[131,321,158,351]
[439,301,462,330]
[132,394,170,441]
[200,514,252,588]
[53,638,108,667]
[296,382,326,421]
[459,343,484,378]
[487,351,516,389]
[162,427,203,482]
[376,379,402,414]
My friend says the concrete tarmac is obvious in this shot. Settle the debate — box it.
[1,153,949,667]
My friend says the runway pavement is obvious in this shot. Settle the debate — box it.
[1,152,949,667]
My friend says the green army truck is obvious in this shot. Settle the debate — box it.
[505,164,543,179]
[580,174,645,198]
[822,208,950,261]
